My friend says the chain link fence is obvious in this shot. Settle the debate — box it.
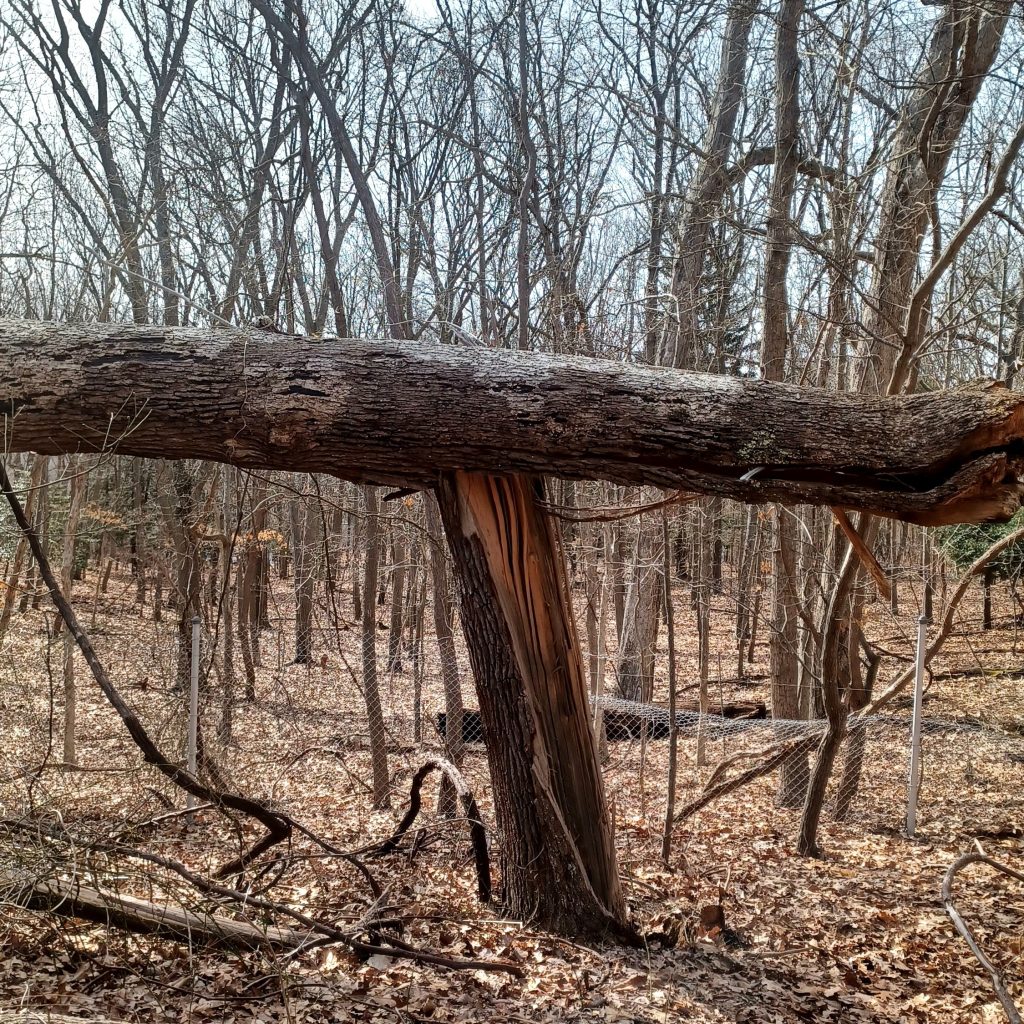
[3,478,1024,929]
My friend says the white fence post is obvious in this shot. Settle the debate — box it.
[187,615,201,810]
[906,612,930,836]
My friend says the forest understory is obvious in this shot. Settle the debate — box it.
[3,0,1024,1018]
[2,561,1023,1024]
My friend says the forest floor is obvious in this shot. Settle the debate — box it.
[2,564,1024,1023]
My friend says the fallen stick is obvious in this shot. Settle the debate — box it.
[375,758,491,902]
[6,871,308,950]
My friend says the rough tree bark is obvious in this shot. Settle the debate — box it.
[435,472,630,936]
[3,322,1024,526]
[762,0,807,808]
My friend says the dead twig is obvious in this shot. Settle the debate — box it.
[375,758,491,902]
[942,847,1024,1024]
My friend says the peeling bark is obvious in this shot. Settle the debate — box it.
[436,472,630,936]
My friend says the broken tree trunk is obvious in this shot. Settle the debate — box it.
[3,321,1024,526]
[436,472,631,937]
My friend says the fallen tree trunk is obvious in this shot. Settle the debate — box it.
[3,320,1024,525]
[7,872,308,949]
[436,699,767,743]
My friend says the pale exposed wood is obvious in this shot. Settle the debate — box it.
[436,472,630,936]
[5,872,309,949]
[3,321,1024,525]
[831,507,892,602]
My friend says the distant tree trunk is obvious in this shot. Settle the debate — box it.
[409,552,427,743]
[695,507,711,767]
[923,530,935,622]
[132,459,146,612]
[734,506,757,678]
[616,521,659,702]
[153,565,163,624]
[250,478,271,639]
[436,472,629,937]
[100,544,114,594]
[798,546,857,856]
[584,531,600,690]
[361,485,390,809]
[219,467,237,742]
[611,522,626,641]
[660,512,680,864]
[710,498,724,594]
[387,525,407,673]
[425,497,464,816]
[89,532,108,628]
[350,509,363,624]
[290,480,317,664]
[156,462,206,692]
[239,480,262,653]
[0,454,47,643]
[61,456,89,766]
[834,624,879,821]
[237,478,261,697]
[983,566,995,630]
[761,0,808,808]
[858,2,1013,394]
[592,522,613,764]
[772,511,807,804]
[19,460,47,614]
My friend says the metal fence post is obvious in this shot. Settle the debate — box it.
[187,615,200,810]
[906,612,930,836]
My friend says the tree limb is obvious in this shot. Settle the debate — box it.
[0,460,291,878]
[942,849,1024,1024]
[3,321,1024,525]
